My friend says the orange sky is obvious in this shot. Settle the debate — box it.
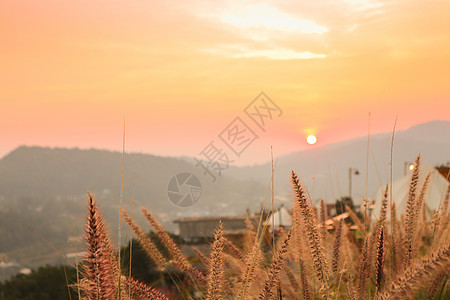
[1,0,449,164]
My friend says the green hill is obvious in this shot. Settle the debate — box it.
[0,146,265,278]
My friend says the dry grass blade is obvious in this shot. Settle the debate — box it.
[193,247,210,269]
[404,155,421,268]
[82,193,117,300]
[378,185,389,226]
[243,215,257,253]
[284,267,300,293]
[223,237,245,262]
[371,185,388,264]
[347,281,356,300]
[346,205,364,236]
[414,172,431,227]
[431,209,440,235]
[389,202,401,275]
[434,185,450,247]
[411,172,431,249]
[291,216,313,300]
[206,222,225,300]
[238,233,264,299]
[141,206,206,284]
[299,254,312,300]
[378,244,450,300]
[245,214,256,233]
[123,276,169,300]
[257,230,292,300]
[356,237,370,300]
[320,199,328,243]
[427,270,447,299]
[291,171,328,284]
[121,209,167,271]
[443,184,450,215]
[375,226,385,292]
[332,219,343,274]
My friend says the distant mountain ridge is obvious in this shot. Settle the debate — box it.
[228,120,450,203]
[0,146,264,213]
[300,120,450,152]
[0,146,265,247]
[398,120,450,143]
[0,120,448,275]
[0,145,266,271]
[1,120,448,204]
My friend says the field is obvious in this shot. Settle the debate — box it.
[70,154,449,299]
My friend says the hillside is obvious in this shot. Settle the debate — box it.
[0,120,448,279]
[228,120,450,203]
[0,147,266,278]
[0,146,265,213]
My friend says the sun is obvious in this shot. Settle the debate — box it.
[306,135,317,145]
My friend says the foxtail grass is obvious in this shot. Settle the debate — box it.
[206,222,225,300]
[74,154,449,299]
[291,171,328,285]
[81,193,117,300]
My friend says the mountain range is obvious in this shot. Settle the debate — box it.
[0,120,448,277]
[229,120,450,204]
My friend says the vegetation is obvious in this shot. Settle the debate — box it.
[0,265,78,300]
[0,146,264,272]
[69,154,449,299]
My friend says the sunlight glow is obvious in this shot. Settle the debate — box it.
[216,4,328,34]
[307,135,317,145]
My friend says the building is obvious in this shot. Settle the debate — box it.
[436,165,450,181]
[264,206,292,230]
[174,216,258,244]
[373,162,449,219]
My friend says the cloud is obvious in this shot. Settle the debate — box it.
[217,3,328,33]
[192,2,327,40]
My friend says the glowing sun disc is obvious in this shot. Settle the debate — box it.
[306,135,317,145]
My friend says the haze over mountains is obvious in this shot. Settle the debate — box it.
[0,120,448,277]
[229,120,450,204]
[1,120,449,208]
[0,147,265,237]
[0,145,265,279]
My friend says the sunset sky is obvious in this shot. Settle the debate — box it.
[1,0,449,164]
